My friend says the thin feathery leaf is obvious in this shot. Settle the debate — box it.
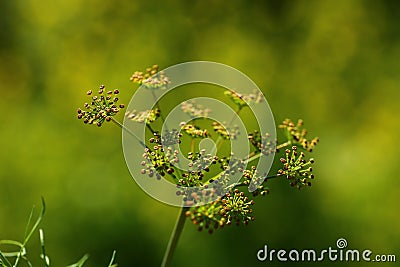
[66,254,90,267]
[107,251,117,267]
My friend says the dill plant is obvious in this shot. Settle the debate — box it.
[75,64,319,266]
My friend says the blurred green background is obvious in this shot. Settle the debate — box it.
[1,0,399,266]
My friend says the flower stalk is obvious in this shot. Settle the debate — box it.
[161,207,189,267]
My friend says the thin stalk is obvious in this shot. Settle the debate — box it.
[246,151,262,163]
[190,138,195,153]
[146,123,156,134]
[276,141,291,150]
[108,250,117,267]
[161,207,189,267]
[110,117,147,148]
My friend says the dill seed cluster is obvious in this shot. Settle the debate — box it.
[279,119,319,152]
[141,132,179,179]
[130,64,170,89]
[278,146,315,189]
[180,123,210,138]
[185,188,255,234]
[125,108,160,124]
[224,89,263,108]
[77,85,124,127]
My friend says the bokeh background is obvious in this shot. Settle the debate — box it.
[1,0,399,266]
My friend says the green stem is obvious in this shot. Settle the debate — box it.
[190,138,195,153]
[146,123,156,134]
[276,141,291,150]
[108,250,117,267]
[246,151,262,163]
[110,117,147,148]
[161,206,189,267]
